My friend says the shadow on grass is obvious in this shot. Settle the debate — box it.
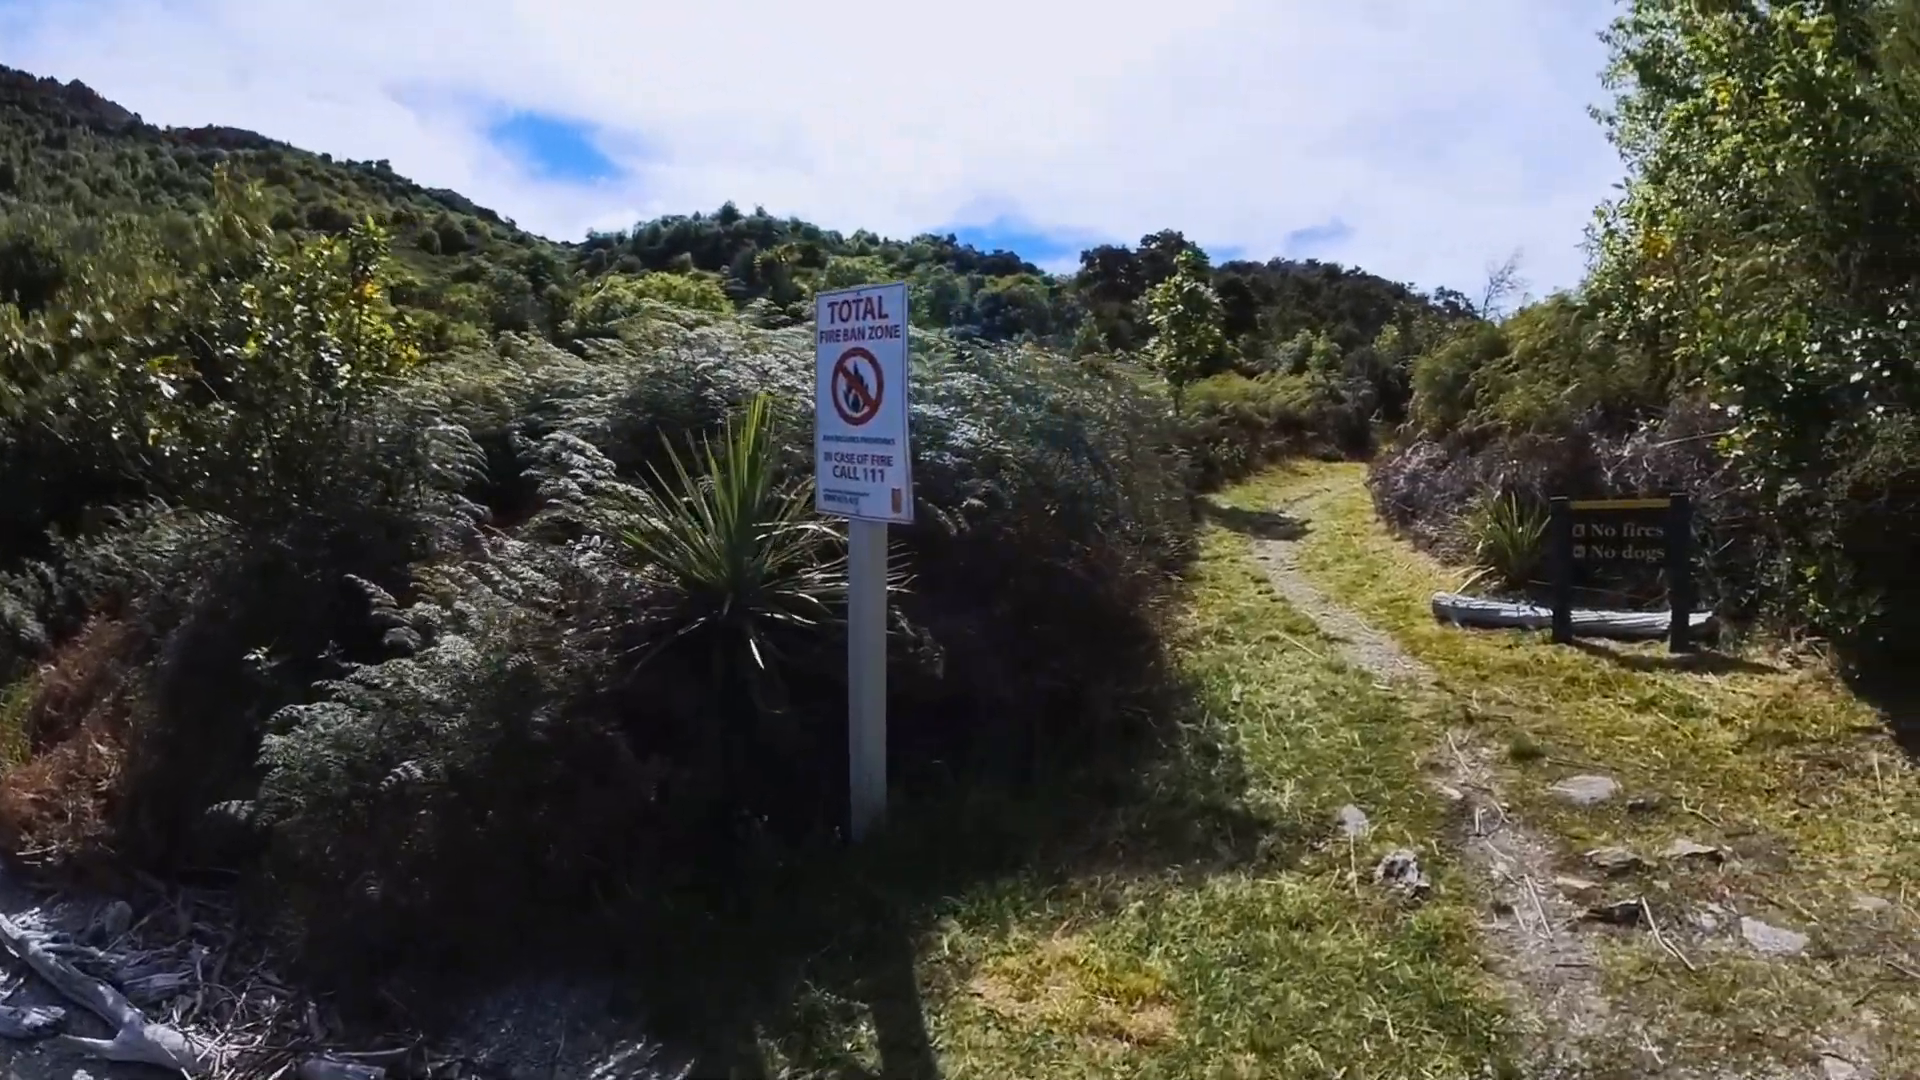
[1199,500,1308,542]
[1570,640,1776,677]
[1839,667,1920,759]
[578,674,1298,1078]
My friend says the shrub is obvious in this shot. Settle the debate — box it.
[254,534,658,978]
[1370,401,1746,607]
[1408,322,1506,437]
[1177,372,1322,488]
[617,392,852,802]
[214,316,1198,976]
[1177,368,1379,489]
[1463,492,1547,592]
[564,271,734,336]
[0,617,140,861]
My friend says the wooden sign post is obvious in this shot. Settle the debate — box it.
[1549,494,1694,653]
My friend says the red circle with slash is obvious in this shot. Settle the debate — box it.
[830,347,884,426]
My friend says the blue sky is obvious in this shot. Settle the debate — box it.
[486,112,621,184]
[0,0,1626,297]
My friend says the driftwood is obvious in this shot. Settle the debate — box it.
[0,906,396,1080]
[0,1003,64,1038]
[1431,592,1717,642]
[0,909,218,1073]
[299,1057,389,1080]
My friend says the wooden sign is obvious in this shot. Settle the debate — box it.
[1549,494,1695,653]
[1568,497,1670,567]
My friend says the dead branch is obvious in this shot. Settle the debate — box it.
[0,1004,65,1038]
[298,1056,387,1080]
[0,910,219,1074]
[1640,899,1698,973]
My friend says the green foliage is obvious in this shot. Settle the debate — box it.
[254,536,650,970]
[1409,322,1509,436]
[1463,492,1547,591]
[1145,249,1228,397]
[817,254,892,292]
[564,270,734,336]
[0,66,571,345]
[1,169,424,546]
[1585,0,1920,654]
[1407,295,1667,438]
[1178,373,1324,488]
[177,306,1195,970]
[0,58,1479,993]
[620,394,847,712]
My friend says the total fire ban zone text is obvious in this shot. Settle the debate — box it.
[814,282,914,524]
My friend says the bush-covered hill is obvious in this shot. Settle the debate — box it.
[0,65,582,352]
[0,65,1470,358]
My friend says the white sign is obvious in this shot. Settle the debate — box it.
[814,282,914,524]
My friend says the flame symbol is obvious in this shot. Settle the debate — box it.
[842,368,871,413]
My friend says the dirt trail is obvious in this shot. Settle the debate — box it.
[1239,490,1843,1080]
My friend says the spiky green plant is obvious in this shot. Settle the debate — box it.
[1464,491,1547,591]
[621,393,848,709]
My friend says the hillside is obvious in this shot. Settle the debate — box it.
[3,12,1920,1076]
[0,64,1468,356]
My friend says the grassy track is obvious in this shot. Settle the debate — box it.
[754,487,1514,1079]
[1227,462,1920,1076]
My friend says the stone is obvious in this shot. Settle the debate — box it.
[1661,838,1726,863]
[1554,875,1603,899]
[86,899,134,943]
[1740,916,1809,957]
[1581,899,1645,926]
[1336,804,1371,838]
[1374,849,1431,899]
[1820,1053,1863,1080]
[1694,909,1723,934]
[1584,846,1648,876]
[1851,894,1893,915]
[1548,774,1620,807]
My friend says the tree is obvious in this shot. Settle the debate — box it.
[1074,244,1147,351]
[1588,0,1920,648]
[1144,248,1226,401]
[1477,249,1528,320]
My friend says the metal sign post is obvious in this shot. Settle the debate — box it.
[846,517,888,840]
[813,282,914,841]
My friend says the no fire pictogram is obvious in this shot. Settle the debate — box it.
[831,347,884,426]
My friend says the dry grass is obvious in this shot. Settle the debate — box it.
[0,617,139,860]
[1229,460,1920,1076]
[0,672,33,769]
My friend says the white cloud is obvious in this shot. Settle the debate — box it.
[0,0,1625,296]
